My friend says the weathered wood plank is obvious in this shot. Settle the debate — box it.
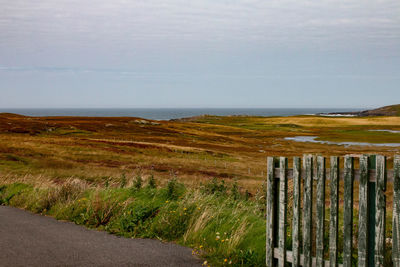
[266,157,276,267]
[394,156,400,267]
[375,155,386,266]
[292,157,301,267]
[278,157,288,267]
[303,154,313,267]
[368,155,377,267]
[343,156,354,267]
[358,155,369,267]
[316,156,326,267]
[329,156,339,267]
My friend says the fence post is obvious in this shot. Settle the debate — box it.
[358,155,369,267]
[393,156,400,267]
[266,157,276,267]
[343,156,354,267]
[278,157,288,267]
[368,155,377,267]
[375,155,386,266]
[329,156,339,267]
[303,154,313,267]
[292,157,301,267]
[316,156,326,267]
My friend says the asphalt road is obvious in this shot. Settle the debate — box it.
[0,206,202,266]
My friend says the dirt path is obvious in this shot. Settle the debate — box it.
[0,206,201,266]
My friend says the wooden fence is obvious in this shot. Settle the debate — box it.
[266,154,400,267]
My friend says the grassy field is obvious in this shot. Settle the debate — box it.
[1,113,400,191]
[0,113,399,266]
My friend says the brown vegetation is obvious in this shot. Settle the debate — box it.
[0,113,399,193]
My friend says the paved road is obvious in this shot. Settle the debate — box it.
[0,206,201,266]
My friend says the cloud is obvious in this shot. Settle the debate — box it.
[0,0,399,109]
[1,0,399,51]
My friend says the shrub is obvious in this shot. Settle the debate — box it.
[231,180,240,200]
[201,178,227,196]
[133,174,143,190]
[119,173,127,188]
[147,174,156,189]
[87,193,121,227]
[165,177,184,200]
[118,203,159,234]
[0,183,32,205]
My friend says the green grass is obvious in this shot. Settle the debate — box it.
[0,179,266,266]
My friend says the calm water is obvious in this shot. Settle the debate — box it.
[285,136,400,147]
[0,108,360,120]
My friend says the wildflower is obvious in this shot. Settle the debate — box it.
[184,207,187,210]
[229,260,232,264]
[199,245,203,249]
[224,259,228,263]
[216,235,220,240]
[198,207,201,210]
[203,261,208,266]
[221,239,225,242]
[165,200,169,203]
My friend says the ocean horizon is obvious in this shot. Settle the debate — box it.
[0,108,362,120]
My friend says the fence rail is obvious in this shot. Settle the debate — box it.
[273,168,395,182]
[266,154,400,267]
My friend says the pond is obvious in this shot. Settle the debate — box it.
[368,130,400,134]
[284,136,400,147]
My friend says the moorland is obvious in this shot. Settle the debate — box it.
[0,113,400,190]
[1,112,399,266]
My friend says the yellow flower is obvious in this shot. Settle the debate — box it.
[202,261,208,266]
[199,245,203,249]
[224,259,228,262]
[184,208,187,210]
[165,200,169,203]
[221,239,225,242]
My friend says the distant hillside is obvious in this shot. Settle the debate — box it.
[356,104,400,116]
[321,104,400,117]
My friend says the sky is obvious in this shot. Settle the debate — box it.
[0,0,399,108]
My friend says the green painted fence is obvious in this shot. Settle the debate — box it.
[266,154,400,267]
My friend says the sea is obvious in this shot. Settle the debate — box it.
[0,108,361,121]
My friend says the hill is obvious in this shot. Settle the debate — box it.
[357,104,400,116]
[321,104,400,117]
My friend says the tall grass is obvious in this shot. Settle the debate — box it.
[0,178,266,266]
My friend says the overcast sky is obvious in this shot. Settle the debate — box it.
[0,0,399,108]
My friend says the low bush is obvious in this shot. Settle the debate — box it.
[147,174,156,189]
[200,177,227,196]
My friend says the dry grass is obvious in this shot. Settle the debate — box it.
[0,113,399,194]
